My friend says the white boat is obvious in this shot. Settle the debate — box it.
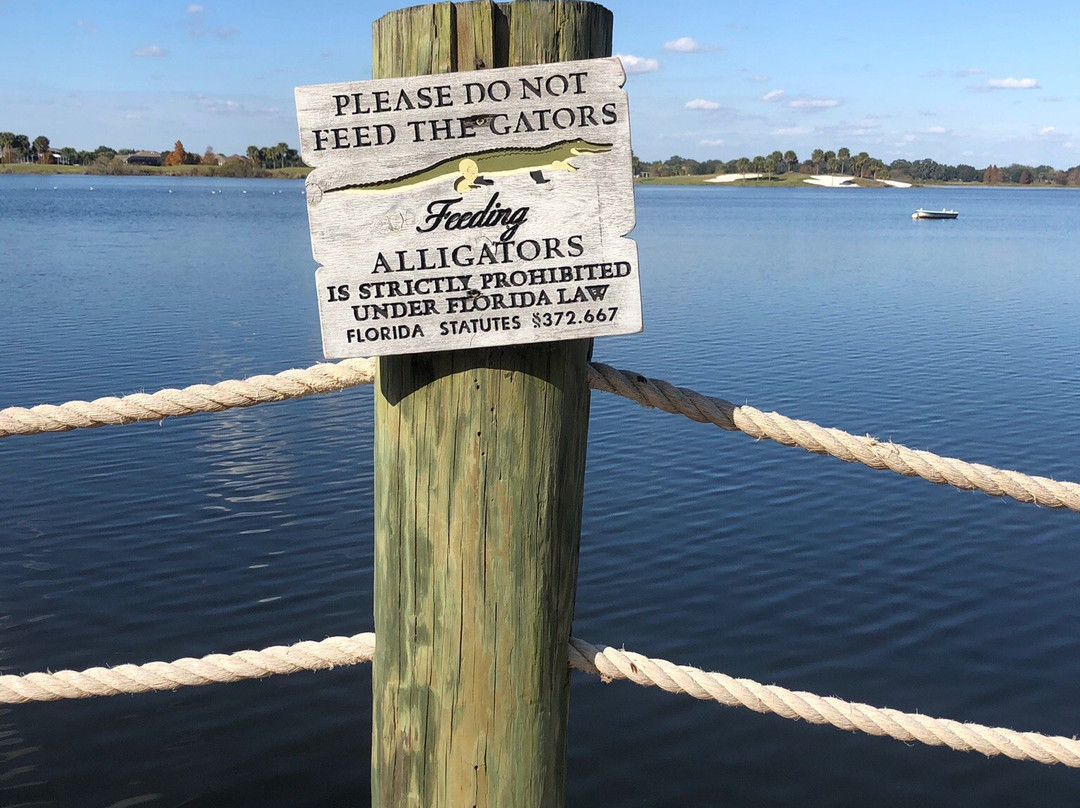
[912,208,958,220]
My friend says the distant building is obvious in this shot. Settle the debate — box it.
[125,151,164,166]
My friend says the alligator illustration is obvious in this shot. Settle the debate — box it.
[325,138,613,195]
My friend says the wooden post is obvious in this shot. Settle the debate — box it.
[371,2,611,806]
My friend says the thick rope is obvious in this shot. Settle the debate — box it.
[0,634,376,703]
[588,362,1080,512]
[0,359,376,437]
[4,633,1079,768]
[4,358,1080,513]
[567,638,1080,767]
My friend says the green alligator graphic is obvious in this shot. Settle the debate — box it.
[325,138,613,195]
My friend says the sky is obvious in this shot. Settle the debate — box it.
[3,0,1079,168]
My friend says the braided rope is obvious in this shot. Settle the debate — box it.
[587,362,1080,512]
[0,634,376,703]
[5,632,1079,767]
[567,637,1080,767]
[0,359,376,437]
[4,358,1079,513]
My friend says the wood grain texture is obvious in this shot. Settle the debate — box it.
[370,3,608,806]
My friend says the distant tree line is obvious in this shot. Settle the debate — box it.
[6,128,1079,185]
[0,131,306,173]
[635,147,1080,186]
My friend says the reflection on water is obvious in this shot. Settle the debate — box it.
[3,176,1080,806]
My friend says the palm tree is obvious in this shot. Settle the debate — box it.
[735,156,751,175]
[783,150,798,173]
[811,148,824,173]
[32,135,51,164]
[764,155,777,180]
[837,147,850,174]
[12,134,30,163]
[0,132,13,163]
[823,150,836,173]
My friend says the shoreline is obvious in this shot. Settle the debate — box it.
[0,163,309,179]
[4,164,1072,189]
[635,174,1079,189]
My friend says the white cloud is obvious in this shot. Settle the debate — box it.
[925,125,947,134]
[900,133,917,143]
[194,95,283,117]
[685,98,720,110]
[699,138,725,146]
[771,126,810,136]
[747,75,770,83]
[984,77,1040,90]
[187,4,204,12]
[788,97,839,110]
[664,37,701,52]
[132,45,167,58]
[761,89,785,103]
[1038,126,1056,136]
[952,67,984,77]
[615,54,660,74]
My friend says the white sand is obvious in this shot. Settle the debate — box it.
[706,173,763,183]
[803,174,858,187]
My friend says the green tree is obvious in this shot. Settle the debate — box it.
[11,134,30,162]
[811,148,824,172]
[783,150,798,172]
[0,131,13,163]
[32,135,51,164]
[663,154,688,175]
[735,156,751,175]
[837,147,850,174]
[92,145,117,162]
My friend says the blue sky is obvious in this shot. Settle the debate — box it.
[3,0,1078,167]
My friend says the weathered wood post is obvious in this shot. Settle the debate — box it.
[371,2,611,806]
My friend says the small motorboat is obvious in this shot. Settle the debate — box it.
[912,208,959,220]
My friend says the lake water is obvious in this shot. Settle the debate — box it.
[3,175,1080,806]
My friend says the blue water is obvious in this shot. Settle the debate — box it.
[3,175,1080,806]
